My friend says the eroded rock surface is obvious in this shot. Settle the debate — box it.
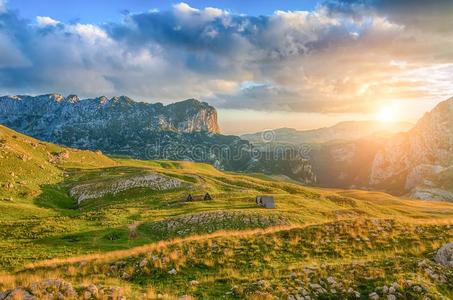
[435,243,453,267]
[70,172,184,204]
[0,279,125,300]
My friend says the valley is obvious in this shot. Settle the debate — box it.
[0,125,453,299]
[3,94,453,202]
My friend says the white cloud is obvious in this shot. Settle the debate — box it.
[173,2,199,14]
[1,1,453,117]
[204,7,225,18]
[36,16,60,26]
[70,24,110,45]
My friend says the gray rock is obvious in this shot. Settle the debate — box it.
[435,243,453,267]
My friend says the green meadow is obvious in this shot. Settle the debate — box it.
[1,125,452,299]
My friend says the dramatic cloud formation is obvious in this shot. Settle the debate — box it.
[0,1,452,117]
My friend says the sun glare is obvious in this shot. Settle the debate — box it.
[376,104,399,123]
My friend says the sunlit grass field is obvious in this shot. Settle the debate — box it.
[1,125,452,299]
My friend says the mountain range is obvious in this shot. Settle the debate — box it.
[1,93,452,201]
[241,121,413,144]
[311,99,453,200]
[244,98,453,200]
[0,94,219,144]
[0,94,237,164]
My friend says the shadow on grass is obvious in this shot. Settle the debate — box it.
[33,182,189,214]
[33,165,198,213]
[34,184,78,211]
[36,226,156,253]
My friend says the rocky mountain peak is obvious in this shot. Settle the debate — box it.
[45,93,65,102]
[97,96,109,104]
[0,93,221,147]
[66,95,80,103]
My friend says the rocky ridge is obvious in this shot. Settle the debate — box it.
[0,94,220,138]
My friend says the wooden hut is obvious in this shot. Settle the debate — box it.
[256,196,275,209]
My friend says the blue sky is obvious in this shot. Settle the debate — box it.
[1,0,453,133]
[7,0,320,23]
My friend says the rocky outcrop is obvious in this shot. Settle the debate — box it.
[435,243,453,267]
[370,97,453,199]
[0,279,125,300]
[165,99,220,133]
[70,173,185,204]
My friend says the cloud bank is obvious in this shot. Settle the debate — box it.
[0,1,452,114]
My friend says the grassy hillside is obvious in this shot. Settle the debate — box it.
[0,125,452,299]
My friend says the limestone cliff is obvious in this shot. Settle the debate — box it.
[370,97,453,200]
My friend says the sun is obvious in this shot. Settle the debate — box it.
[376,104,399,123]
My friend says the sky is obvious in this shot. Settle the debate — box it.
[1,0,453,134]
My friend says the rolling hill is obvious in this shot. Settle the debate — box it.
[0,125,452,299]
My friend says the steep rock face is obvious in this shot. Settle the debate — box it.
[164,99,220,133]
[0,94,219,147]
[370,98,453,199]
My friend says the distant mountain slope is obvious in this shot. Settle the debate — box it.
[240,98,453,201]
[370,97,453,200]
[241,121,413,144]
[0,94,318,183]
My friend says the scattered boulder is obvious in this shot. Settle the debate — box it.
[435,243,453,267]
[121,272,131,280]
[139,258,148,268]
